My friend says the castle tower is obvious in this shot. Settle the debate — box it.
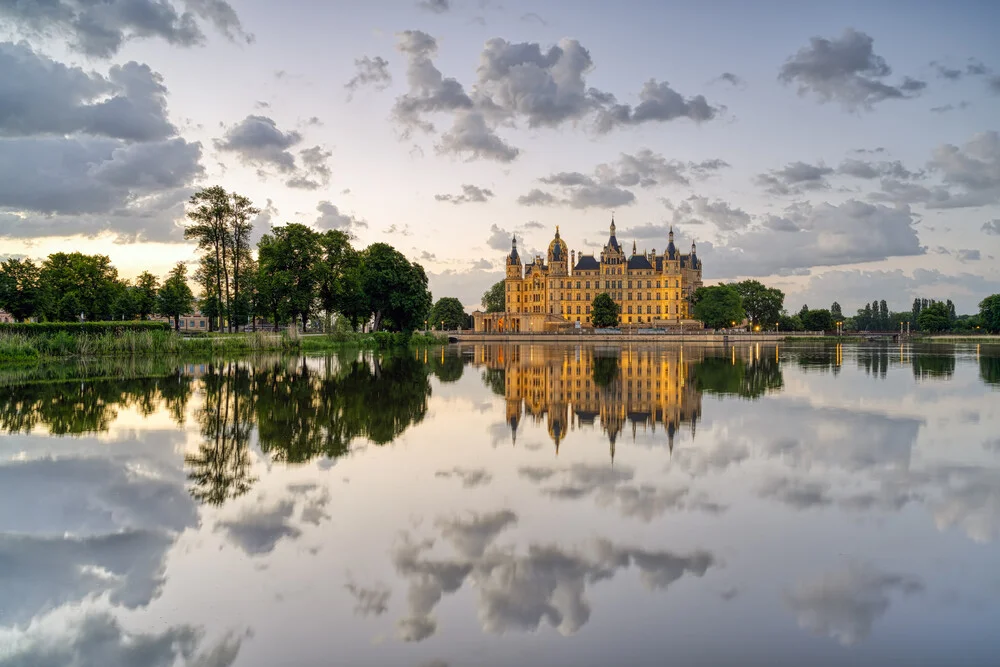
[506,235,522,279]
[547,225,569,276]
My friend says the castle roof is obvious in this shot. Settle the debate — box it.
[574,254,600,271]
[627,254,653,270]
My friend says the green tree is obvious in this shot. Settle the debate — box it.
[257,223,322,329]
[879,299,889,329]
[590,292,620,328]
[917,302,951,332]
[0,257,40,321]
[185,186,231,331]
[109,284,137,320]
[733,280,784,328]
[360,243,432,332]
[979,294,1000,334]
[430,297,469,330]
[228,193,258,332]
[37,252,119,321]
[158,263,195,332]
[692,285,745,329]
[482,280,505,313]
[830,301,843,321]
[801,309,834,332]
[317,230,366,329]
[778,313,802,331]
[591,353,620,389]
[134,271,159,320]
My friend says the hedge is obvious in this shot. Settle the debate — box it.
[0,321,171,335]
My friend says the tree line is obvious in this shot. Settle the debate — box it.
[0,186,470,333]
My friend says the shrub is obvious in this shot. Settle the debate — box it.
[0,321,170,335]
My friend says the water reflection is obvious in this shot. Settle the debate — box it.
[2,342,999,666]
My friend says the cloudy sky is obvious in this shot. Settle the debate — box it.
[1,0,999,313]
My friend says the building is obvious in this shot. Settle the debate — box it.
[466,343,702,459]
[0,310,14,323]
[153,314,210,332]
[473,216,703,332]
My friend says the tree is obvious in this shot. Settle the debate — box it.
[37,252,119,321]
[917,302,951,332]
[692,285,745,329]
[980,294,1000,334]
[590,292,620,328]
[733,280,784,328]
[185,186,231,331]
[778,313,802,331]
[801,308,834,332]
[798,304,809,319]
[228,193,258,332]
[430,297,469,330]
[109,284,137,321]
[830,301,843,321]
[317,230,365,329]
[257,223,322,329]
[158,263,195,332]
[133,271,160,320]
[482,280,505,313]
[879,300,889,329]
[0,258,40,321]
[912,297,922,324]
[359,243,432,332]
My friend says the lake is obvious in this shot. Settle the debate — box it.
[1,342,998,666]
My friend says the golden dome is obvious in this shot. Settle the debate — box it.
[547,225,568,263]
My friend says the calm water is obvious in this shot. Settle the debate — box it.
[1,342,999,667]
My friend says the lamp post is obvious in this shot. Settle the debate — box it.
[775,321,779,333]
[441,319,444,332]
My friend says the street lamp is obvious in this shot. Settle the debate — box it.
[775,321,779,333]
[441,319,444,332]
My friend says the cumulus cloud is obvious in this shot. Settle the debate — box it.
[594,79,719,132]
[0,43,175,140]
[345,581,391,616]
[923,131,1000,208]
[434,467,493,488]
[0,0,252,58]
[519,150,727,209]
[417,0,451,13]
[285,145,333,190]
[755,161,834,195]
[392,510,715,641]
[214,114,302,173]
[437,110,519,162]
[957,249,981,262]
[434,184,495,204]
[393,30,473,135]
[519,463,725,521]
[215,499,301,556]
[715,72,744,87]
[786,563,923,645]
[313,201,367,233]
[427,266,504,310]
[779,28,924,110]
[983,219,1000,235]
[345,55,392,95]
[1,610,245,667]
[667,195,752,232]
[837,158,916,180]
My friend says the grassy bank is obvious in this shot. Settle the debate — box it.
[0,328,448,364]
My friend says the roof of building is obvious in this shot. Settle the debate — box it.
[627,254,653,270]
[574,254,600,271]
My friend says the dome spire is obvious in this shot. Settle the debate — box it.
[610,213,616,236]
[632,240,637,255]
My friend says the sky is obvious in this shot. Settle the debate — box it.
[1,0,999,314]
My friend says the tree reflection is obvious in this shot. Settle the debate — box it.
[185,361,257,506]
[691,353,783,399]
[912,353,955,380]
[981,353,1000,387]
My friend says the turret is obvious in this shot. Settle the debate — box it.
[666,226,676,260]
[506,235,522,280]
[690,240,698,268]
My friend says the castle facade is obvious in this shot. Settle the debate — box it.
[473,217,703,332]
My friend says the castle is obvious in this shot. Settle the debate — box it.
[473,216,703,332]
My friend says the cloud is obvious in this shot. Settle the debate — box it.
[0,0,252,58]
[715,72,744,87]
[519,463,725,521]
[923,131,1000,209]
[345,581,391,616]
[983,220,1000,235]
[519,150,726,210]
[434,184,495,204]
[417,0,451,13]
[427,266,504,310]
[313,201,367,233]
[345,55,392,95]
[758,475,834,510]
[0,43,175,141]
[755,161,834,195]
[214,114,302,173]
[779,29,924,110]
[392,510,715,640]
[837,158,916,180]
[471,258,492,269]
[434,467,493,488]
[929,102,970,114]
[668,195,752,232]
[285,145,332,190]
[437,110,519,162]
[521,12,547,25]
[594,79,719,132]
[215,499,301,556]
[957,249,981,262]
[392,30,473,135]
[786,563,923,645]
[1,610,245,667]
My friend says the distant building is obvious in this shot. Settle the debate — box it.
[0,310,13,323]
[473,216,703,332]
[154,314,210,331]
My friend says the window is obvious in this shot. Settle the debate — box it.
[586,306,591,314]
[627,305,633,314]
[657,305,662,314]
[200,321,205,328]
[638,292,642,301]
[656,293,661,300]
[576,306,581,314]
[656,280,661,288]
[627,293,632,301]
[628,316,632,323]
[576,281,581,289]
[646,280,651,288]
[628,280,633,288]
[585,281,590,289]
[646,305,652,314]
[576,293,581,300]
[585,293,590,301]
